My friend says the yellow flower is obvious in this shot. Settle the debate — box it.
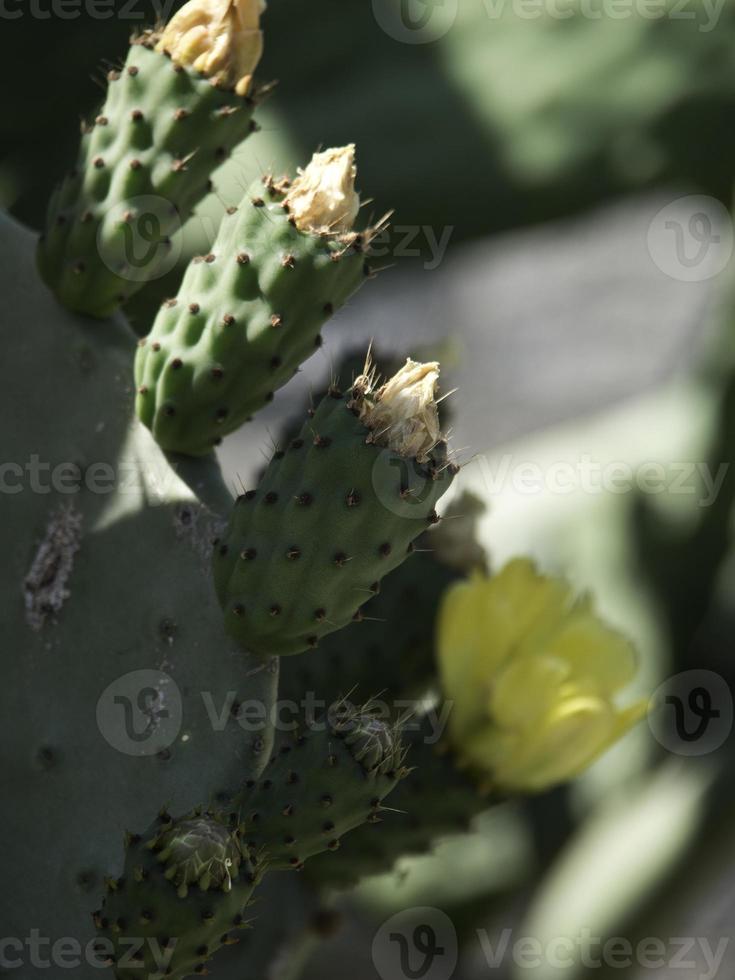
[437,559,646,792]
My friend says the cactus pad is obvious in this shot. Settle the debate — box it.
[37,39,258,319]
[213,374,456,655]
[98,811,259,979]
[134,175,369,456]
[305,717,494,890]
[235,707,408,870]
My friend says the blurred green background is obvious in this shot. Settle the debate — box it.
[3,2,735,977]
[4,0,735,240]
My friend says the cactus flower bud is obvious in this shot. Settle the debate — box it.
[353,357,443,463]
[284,145,360,234]
[157,0,265,96]
[437,559,646,792]
[155,816,242,898]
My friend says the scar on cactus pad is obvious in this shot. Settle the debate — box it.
[213,354,457,656]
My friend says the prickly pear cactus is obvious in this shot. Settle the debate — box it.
[1,4,647,978]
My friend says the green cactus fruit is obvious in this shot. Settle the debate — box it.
[305,715,497,891]
[235,706,408,871]
[98,811,259,979]
[134,146,373,456]
[213,358,457,655]
[37,33,262,319]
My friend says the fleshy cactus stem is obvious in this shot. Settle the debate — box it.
[136,148,374,455]
[284,144,360,234]
[213,355,457,656]
[156,0,266,96]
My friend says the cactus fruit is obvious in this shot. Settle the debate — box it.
[213,358,457,655]
[235,706,408,871]
[37,0,265,319]
[134,146,373,456]
[98,812,259,980]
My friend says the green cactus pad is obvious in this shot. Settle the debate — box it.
[98,811,259,979]
[0,213,281,978]
[234,708,408,870]
[213,381,456,656]
[278,539,460,708]
[305,716,496,891]
[37,38,258,319]
[134,176,370,456]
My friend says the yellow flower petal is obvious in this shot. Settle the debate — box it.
[493,695,618,791]
[542,605,638,695]
[489,654,570,729]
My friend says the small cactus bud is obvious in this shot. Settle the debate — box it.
[284,145,360,234]
[334,708,405,775]
[352,357,443,463]
[157,0,265,96]
[154,816,242,898]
